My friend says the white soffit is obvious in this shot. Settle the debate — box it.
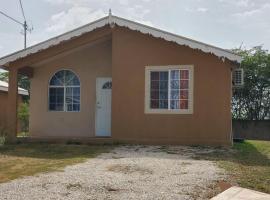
[0,15,242,66]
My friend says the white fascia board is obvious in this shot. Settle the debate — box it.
[0,15,242,66]
[0,16,110,66]
[113,16,242,63]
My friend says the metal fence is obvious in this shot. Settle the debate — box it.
[233,120,270,141]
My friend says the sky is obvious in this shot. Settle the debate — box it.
[0,0,270,60]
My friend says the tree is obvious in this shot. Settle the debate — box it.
[0,71,30,100]
[0,71,8,82]
[232,46,270,120]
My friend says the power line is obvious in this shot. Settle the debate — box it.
[0,1,33,49]
[0,10,24,26]
[19,0,26,21]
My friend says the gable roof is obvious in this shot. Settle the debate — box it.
[0,14,242,66]
[0,80,28,96]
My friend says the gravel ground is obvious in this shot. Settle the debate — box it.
[0,145,226,200]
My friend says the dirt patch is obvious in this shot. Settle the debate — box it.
[107,164,153,175]
[217,181,232,191]
[0,145,226,200]
[66,183,82,190]
[104,186,120,192]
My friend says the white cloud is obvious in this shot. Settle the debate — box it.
[46,7,106,33]
[233,3,270,18]
[233,9,260,17]
[236,0,251,7]
[185,7,208,13]
[44,0,90,6]
[118,0,129,6]
[44,0,154,6]
[197,7,208,12]
[218,0,254,7]
[44,0,64,4]
[125,5,150,19]
[45,0,154,34]
[1,0,270,56]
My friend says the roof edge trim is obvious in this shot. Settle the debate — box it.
[0,15,242,66]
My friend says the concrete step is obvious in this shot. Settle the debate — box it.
[211,186,270,200]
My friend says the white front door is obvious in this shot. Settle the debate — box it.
[96,78,112,137]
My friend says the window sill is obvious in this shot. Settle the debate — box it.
[48,110,81,113]
[145,109,193,114]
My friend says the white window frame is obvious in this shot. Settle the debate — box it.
[233,68,244,87]
[48,69,81,112]
[145,65,194,114]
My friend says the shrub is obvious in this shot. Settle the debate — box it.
[0,127,7,145]
[18,103,29,133]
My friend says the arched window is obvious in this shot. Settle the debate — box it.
[102,81,112,89]
[49,70,80,112]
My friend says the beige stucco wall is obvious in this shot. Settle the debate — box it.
[111,27,232,145]
[29,39,112,138]
[21,25,233,145]
[0,91,23,132]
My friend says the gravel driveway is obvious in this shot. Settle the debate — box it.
[0,145,225,200]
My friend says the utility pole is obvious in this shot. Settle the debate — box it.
[0,0,32,49]
[23,20,27,49]
[19,0,29,49]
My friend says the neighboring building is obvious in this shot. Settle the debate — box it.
[0,80,28,131]
[0,14,242,145]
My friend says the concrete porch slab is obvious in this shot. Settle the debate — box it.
[211,186,270,200]
[16,136,113,144]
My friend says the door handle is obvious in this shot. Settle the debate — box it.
[97,101,101,109]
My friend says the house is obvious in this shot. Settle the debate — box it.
[0,13,242,145]
[0,80,28,131]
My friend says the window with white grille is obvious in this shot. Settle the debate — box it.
[233,68,244,87]
[145,65,193,114]
[49,70,80,112]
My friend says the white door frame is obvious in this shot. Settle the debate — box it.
[95,77,112,137]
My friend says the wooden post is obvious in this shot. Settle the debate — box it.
[7,67,18,143]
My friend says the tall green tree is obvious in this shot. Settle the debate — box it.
[232,46,270,120]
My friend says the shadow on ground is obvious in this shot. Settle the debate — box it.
[0,143,112,160]
[193,141,270,167]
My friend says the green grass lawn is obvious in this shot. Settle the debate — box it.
[196,140,270,194]
[0,144,111,183]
